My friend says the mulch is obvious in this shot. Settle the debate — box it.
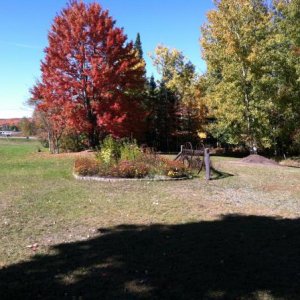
[240,154,278,165]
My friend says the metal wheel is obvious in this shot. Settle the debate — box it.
[184,142,193,150]
[195,158,204,174]
[195,142,205,152]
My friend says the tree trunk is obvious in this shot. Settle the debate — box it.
[86,98,99,149]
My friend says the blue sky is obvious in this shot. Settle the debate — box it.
[0,0,214,118]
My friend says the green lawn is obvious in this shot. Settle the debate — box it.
[1,138,300,299]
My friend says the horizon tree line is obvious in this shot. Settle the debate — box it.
[30,0,300,155]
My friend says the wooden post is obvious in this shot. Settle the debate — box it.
[174,145,184,161]
[204,148,211,181]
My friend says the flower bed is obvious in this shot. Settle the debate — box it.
[73,136,191,180]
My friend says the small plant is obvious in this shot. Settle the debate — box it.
[74,157,99,176]
[96,136,143,165]
[120,141,142,161]
[96,135,121,165]
[114,160,150,178]
[161,159,189,178]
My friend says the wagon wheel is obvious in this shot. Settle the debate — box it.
[195,157,204,174]
[195,142,205,152]
[184,142,193,150]
[184,142,193,157]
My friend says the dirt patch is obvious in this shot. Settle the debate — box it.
[240,154,278,165]
[35,150,95,159]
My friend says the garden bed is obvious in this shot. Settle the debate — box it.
[73,136,192,180]
[73,173,191,182]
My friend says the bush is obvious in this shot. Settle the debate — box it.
[120,141,142,161]
[74,155,189,179]
[160,158,189,178]
[114,161,150,178]
[96,135,121,165]
[96,136,143,165]
[36,130,49,148]
[74,157,99,176]
[39,137,49,149]
[60,132,86,152]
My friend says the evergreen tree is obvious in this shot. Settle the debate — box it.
[149,75,157,91]
[134,33,143,59]
[150,45,205,146]
[156,82,177,151]
[143,73,178,151]
[144,75,159,147]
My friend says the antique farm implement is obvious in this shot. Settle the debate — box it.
[174,142,211,180]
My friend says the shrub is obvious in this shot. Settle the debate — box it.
[74,157,99,176]
[115,160,150,178]
[120,141,142,161]
[96,135,121,165]
[160,159,189,178]
[36,131,49,148]
[60,132,86,152]
[96,136,144,165]
[74,156,190,179]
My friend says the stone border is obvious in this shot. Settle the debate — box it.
[73,173,192,182]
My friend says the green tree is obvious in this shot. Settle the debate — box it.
[281,0,300,54]
[144,75,158,145]
[134,33,143,59]
[272,0,300,154]
[202,0,300,154]
[150,45,205,144]
[156,81,177,150]
[142,73,178,150]
[201,0,275,150]
[18,117,35,137]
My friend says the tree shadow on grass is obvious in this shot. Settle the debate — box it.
[1,214,300,299]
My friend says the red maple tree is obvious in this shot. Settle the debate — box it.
[31,1,145,149]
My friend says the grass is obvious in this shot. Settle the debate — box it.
[280,156,300,168]
[1,139,300,299]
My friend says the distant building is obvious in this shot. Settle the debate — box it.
[0,131,12,136]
